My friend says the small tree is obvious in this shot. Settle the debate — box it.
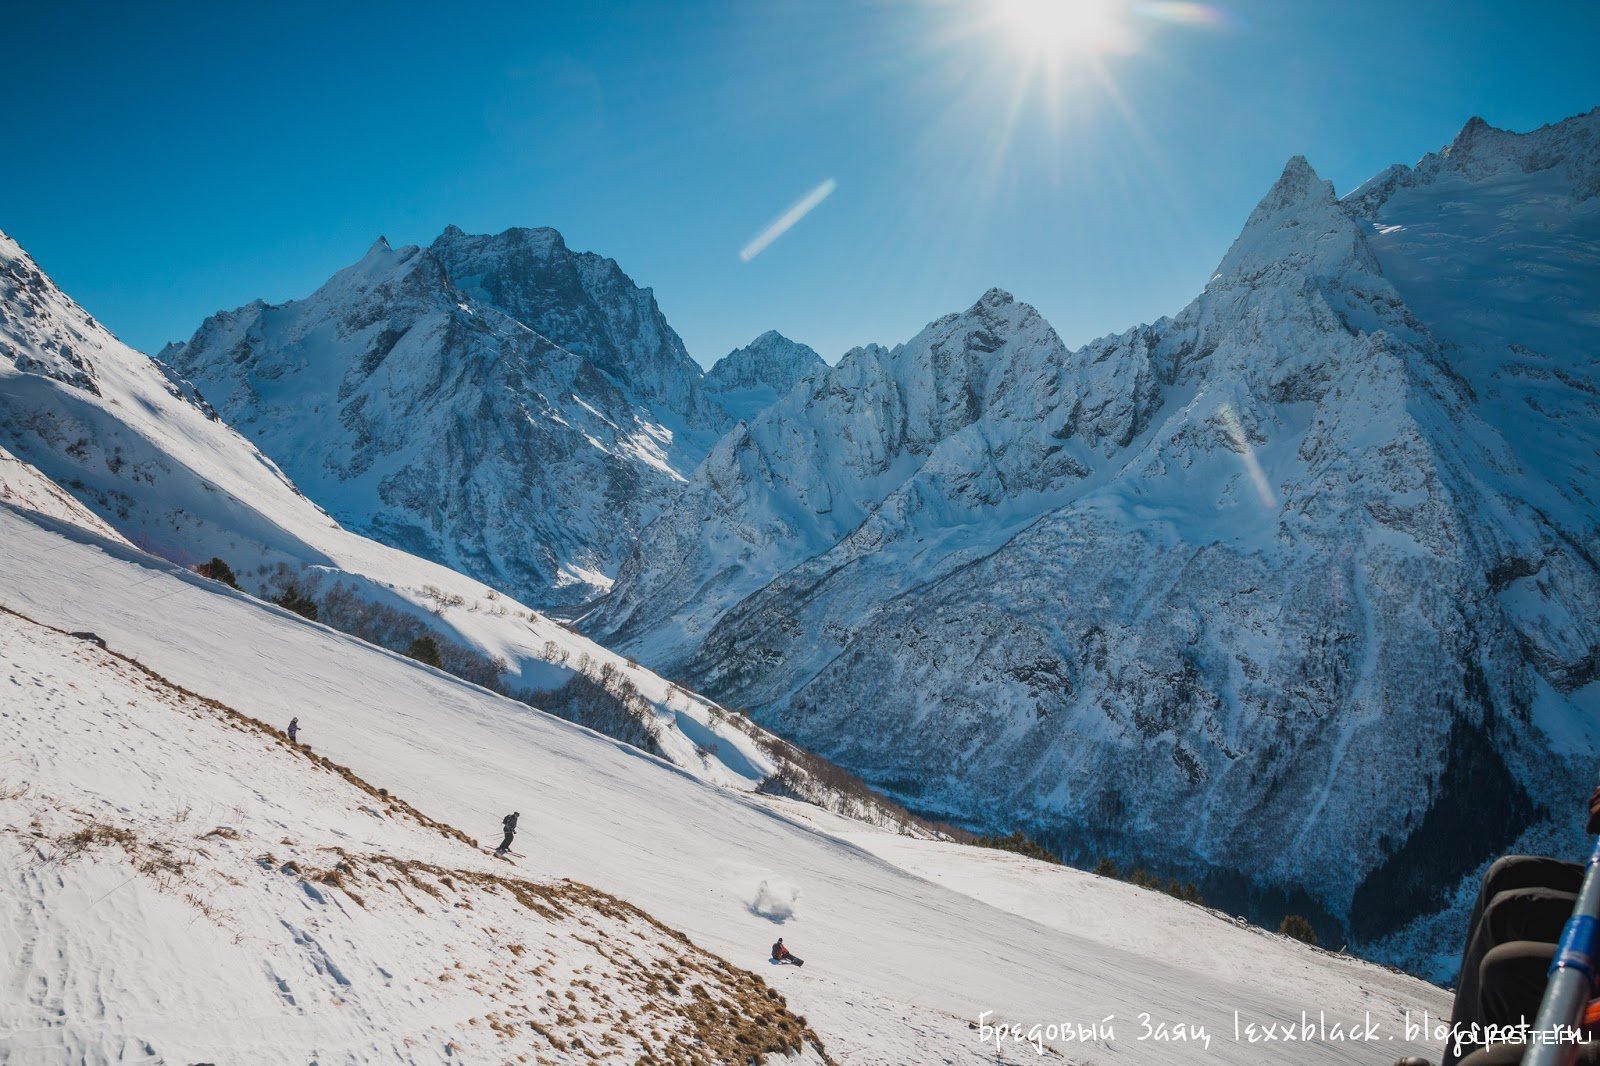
[1093,857,1119,879]
[406,634,442,669]
[273,584,319,621]
[1278,914,1318,946]
[198,557,240,589]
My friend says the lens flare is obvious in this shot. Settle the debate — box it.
[1217,403,1277,509]
[739,178,838,262]
[1134,2,1239,30]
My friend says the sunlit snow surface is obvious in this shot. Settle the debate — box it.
[0,504,1447,1063]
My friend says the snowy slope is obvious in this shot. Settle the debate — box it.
[0,227,785,795]
[703,330,827,425]
[1348,109,1600,576]
[0,604,830,1065]
[588,112,1600,952]
[0,444,131,545]
[159,227,728,609]
[0,503,1449,1063]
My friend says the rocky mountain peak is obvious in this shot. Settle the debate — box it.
[1248,155,1337,225]
[706,331,823,391]
[423,225,722,430]
[977,286,1015,309]
[155,223,736,607]
[1351,108,1600,211]
[1451,114,1494,149]
[703,330,825,423]
[1209,153,1373,291]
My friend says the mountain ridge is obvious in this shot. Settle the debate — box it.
[586,109,1600,966]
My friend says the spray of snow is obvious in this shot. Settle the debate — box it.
[749,878,801,923]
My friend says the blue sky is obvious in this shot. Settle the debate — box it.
[5,1,1597,367]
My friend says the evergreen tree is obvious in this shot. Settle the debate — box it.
[198,557,240,589]
[273,584,319,621]
[405,634,442,669]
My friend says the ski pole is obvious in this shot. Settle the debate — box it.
[1524,839,1600,1066]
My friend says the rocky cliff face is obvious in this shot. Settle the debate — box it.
[162,227,731,607]
[588,112,1600,948]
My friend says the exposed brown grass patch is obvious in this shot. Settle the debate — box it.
[326,851,836,1064]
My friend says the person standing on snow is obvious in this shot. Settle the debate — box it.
[496,811,519,855]
[287,717,299,744]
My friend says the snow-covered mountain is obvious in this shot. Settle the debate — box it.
[0,226,826,799]
[0,500,1449,1062]
[588,110,1600,958]
[704,329,827,424]
[160,226,730,608]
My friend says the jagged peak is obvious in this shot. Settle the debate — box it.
[428,224,570,260]
[365,236,392,257]
[729,329,815,356]
[1451,114,1495,148]
[1252,155,1337,219]
[952,287,1052,337]
[1204,153,1366,287]
[706,331,824,394]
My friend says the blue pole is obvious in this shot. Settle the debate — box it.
[1524,840,1600,1066]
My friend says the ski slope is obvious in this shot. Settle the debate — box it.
[0,502,1450,1064]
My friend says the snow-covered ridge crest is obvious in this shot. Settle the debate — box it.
[1347,107,1600,213]
[585,285,1071,656]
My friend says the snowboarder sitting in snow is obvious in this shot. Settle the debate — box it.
[496,811,519,856]
[771,937,803,966]
[287,717,299,744]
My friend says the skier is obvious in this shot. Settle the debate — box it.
[770,937,803,967]
[496,811,519,856]
[287,717,299,744]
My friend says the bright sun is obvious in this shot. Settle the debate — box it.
[995,0,1135,58]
